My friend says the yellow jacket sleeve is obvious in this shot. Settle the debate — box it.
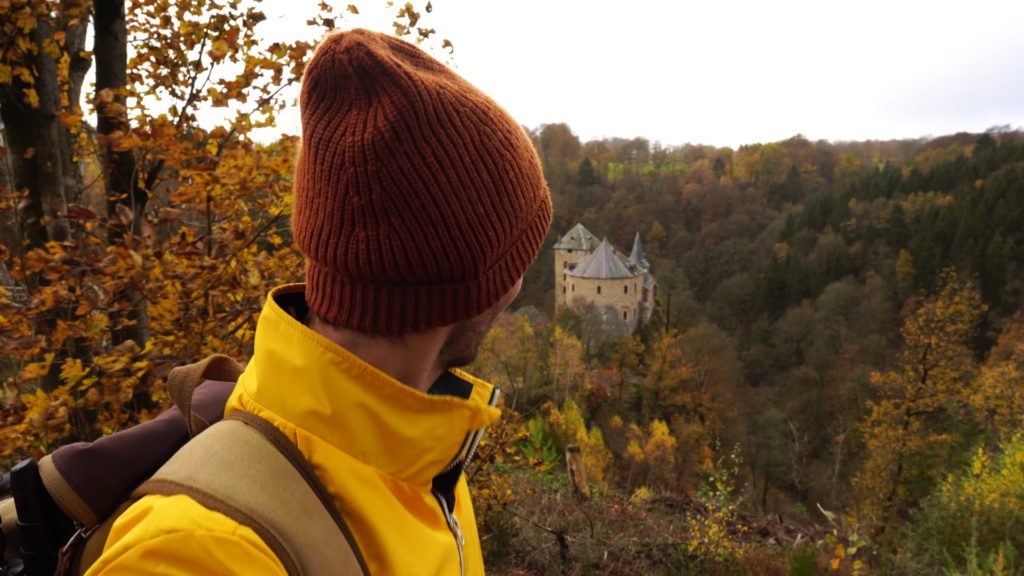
[85,494,286,575]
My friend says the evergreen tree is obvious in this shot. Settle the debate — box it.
[576,156,598,186]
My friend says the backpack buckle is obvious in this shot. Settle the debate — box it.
[55,525,96,576]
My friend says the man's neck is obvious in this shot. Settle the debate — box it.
[309,315,451,392]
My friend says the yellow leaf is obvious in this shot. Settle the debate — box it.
[74,295,94,313]
[347,4,359,14]
[13,66,32,83]
[22,88,39,109]
[111,133,141,152]
[59,358,86,387]
[42,38,61,59]
[16,12,36,34]
[209,40,229,61]
[830,558,841,571]
[0,64,11,84]
[56,111,84,128]
[22,352,56,381]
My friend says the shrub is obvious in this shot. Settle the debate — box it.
[904,432,1024,573]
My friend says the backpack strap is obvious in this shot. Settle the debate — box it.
[166,354,244,437]
[38,376,236,530]
[129,412,369,575]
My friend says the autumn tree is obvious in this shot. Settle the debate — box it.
[676,323,744,439]
[545,400,612,485]
[0,0,443,458]
[548,324,585,403]
[853,270,984,538]
[606,333,643,404]
[640,329,692,422]
[474,312,543,409]
[968,313,1024,443]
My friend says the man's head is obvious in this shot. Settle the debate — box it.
[292,29,551,338]
[438,277,523,369]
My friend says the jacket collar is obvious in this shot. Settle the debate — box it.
[232,284,501,486]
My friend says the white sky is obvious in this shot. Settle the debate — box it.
[258,0,1024,148]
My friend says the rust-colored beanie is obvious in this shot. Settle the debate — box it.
[292,29,552,334]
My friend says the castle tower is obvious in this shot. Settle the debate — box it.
[553,223,599,310]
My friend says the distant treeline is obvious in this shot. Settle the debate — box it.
[469,125,1024,573]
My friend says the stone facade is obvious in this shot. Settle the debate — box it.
[554,224,656,336]
[553,223,599,307]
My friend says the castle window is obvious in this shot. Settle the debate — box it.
[623,285,628,295]
[571,284,575,292]
[562,286,566,294]
[563,261,568,269]
[623,310,628,320]
[634,283,637,293]
[597,285,601,295]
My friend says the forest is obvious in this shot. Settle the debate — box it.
[1,0,1023,574]
[463,124,1024,574]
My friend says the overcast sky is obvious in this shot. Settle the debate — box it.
[263,0,1024,148]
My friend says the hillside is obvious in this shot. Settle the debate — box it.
[466,126,1024,575]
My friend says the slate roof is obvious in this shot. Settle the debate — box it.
[629,232,649,270]
[568,239,635,279]
[553,223,599,252]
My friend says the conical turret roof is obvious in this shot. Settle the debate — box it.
[568,239,634,279]
[553,223,599,251]
[629,231,649,269]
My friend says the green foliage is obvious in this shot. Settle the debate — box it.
[519,414,558,472]
[905,433,1024,573]
[685,443,744,561]
[787,543,819,576]
[942,531,1019,576]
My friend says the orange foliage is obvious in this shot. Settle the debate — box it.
[0,0,440,461]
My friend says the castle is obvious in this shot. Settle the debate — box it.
[554,223,657,335]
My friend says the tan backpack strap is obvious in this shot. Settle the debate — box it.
[166,354,244,437]
[1,497,18,560]
[71,500,134,574]
[132,414,369,575]
[39,454,98,527]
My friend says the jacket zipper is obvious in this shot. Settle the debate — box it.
[433,388,500,576]
[433,488,465,576]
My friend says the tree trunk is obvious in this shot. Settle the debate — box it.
[0,20,72,250]
[95,0,149,346]
[60,3,92,205]
[0,16,76,390]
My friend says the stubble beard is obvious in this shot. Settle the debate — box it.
[437,311,495,369]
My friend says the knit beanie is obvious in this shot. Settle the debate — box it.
[292,29,552,335]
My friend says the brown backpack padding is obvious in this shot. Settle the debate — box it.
[31,354,367,575]
[38,354,244,532]
[71,411,369,575]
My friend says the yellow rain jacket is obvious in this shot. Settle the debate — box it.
[86,285,502,575]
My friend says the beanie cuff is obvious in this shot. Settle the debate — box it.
[306,194,551,335]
